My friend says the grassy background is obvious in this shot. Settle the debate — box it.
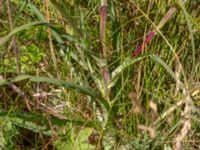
[0,0,200,149]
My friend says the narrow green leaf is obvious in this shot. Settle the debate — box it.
[29,76,110,112]
[0,21,58,45]
[0,75,110,113]
[26,1,64,44]
[109,56,147,88]
[10,75,30,83]
[149,54,176,80]
[0,112,100,135]
[49,0,83,37]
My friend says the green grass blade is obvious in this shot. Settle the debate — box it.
[29,76,110,112]
[9,75,30,83]
[0,75,110,113]
[0,112,100,136]
[176,0,196,77]
[0,21,57,45]
[49,0,83,38]
[109,56,147,88]
[26,1,64,44]
[149,54,176,81]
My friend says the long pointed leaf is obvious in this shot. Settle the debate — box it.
[26,1,64,44]
[0,21,58,45]
[0,75,110,113]
[0,112,100,135]
[149,54,176,81]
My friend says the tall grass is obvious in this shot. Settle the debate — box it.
[0,0,199,149]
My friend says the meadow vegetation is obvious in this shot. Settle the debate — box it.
[0,0,200,149]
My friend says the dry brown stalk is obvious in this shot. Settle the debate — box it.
[154,83,200,125]
[173,94,193,150]
[137,124,156,139]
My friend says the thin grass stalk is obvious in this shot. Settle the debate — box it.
[173,93,193,150]
[100,0,107,57]
[133,5,190,93]
[176,0,196,78]
[0,0,2,14]
[100,0,110,100]
[44,0,60,79]
[132,7,176,58]
[6,0,21,74]
[49,0,83,38]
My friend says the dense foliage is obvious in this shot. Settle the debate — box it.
[0,0,200,149]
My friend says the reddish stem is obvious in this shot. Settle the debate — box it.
[132,31,156,58]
